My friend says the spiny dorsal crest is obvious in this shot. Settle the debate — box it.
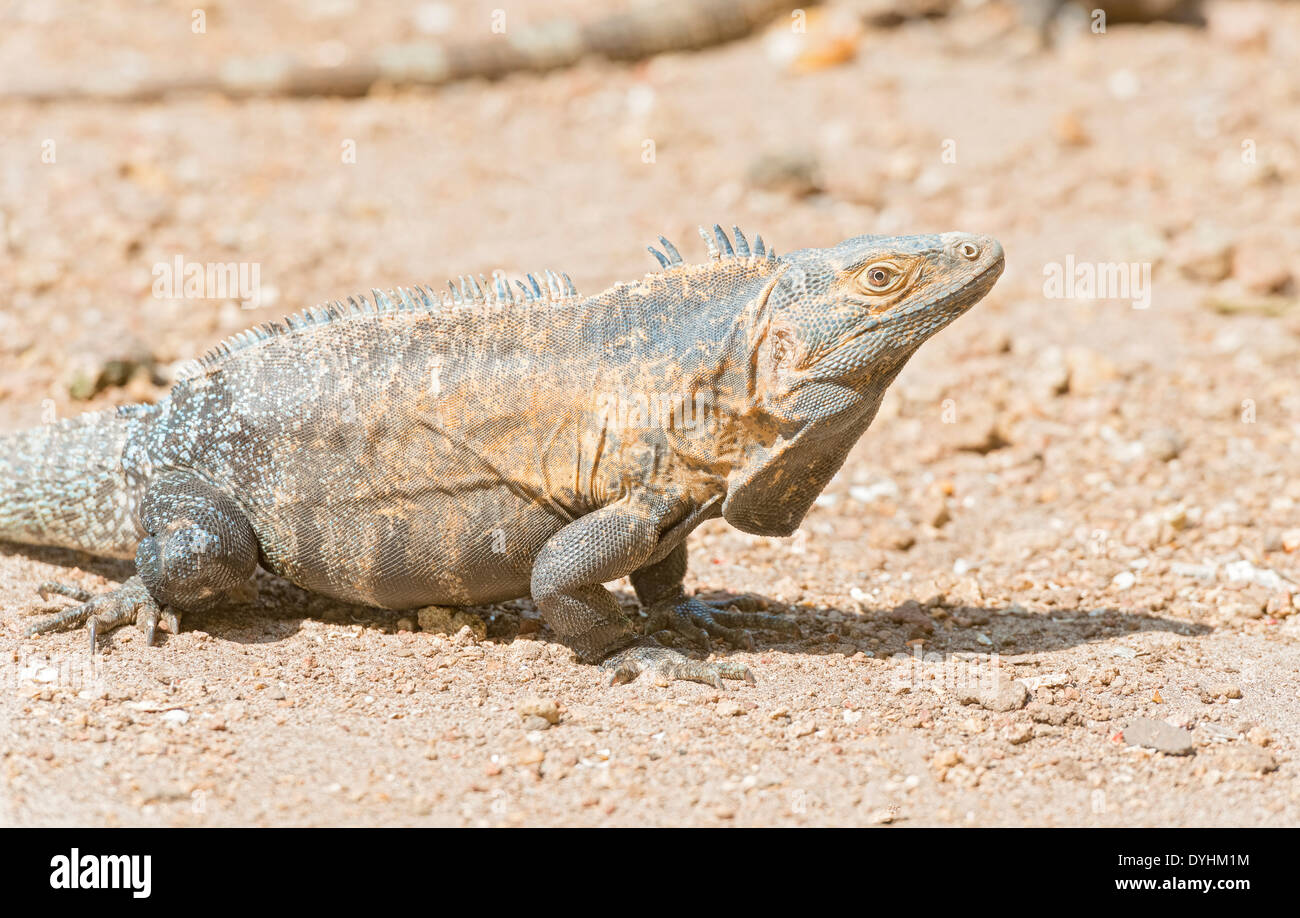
[645,224,776,271]
[175,267,582,382]
[175,224,773,383]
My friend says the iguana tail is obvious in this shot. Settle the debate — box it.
[0,408,145,560]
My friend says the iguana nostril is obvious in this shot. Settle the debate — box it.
[960,242,980,260]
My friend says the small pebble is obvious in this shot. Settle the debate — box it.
[1123,717,1196,756]
[517,696,561,726]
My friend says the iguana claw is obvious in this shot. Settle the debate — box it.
[25,576,180,652]
[645,595,800,651]
[602,637,755,688]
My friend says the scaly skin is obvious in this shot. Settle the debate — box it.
[0,223,1004,686]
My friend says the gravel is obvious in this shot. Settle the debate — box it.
[1,0,1298,827]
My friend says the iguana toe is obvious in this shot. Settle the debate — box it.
[698,600,802,638]
[37,581,95,603]
[645,595,799,650]
[646,597,752,650]
[25,576,178,651]
[602,637,755,688]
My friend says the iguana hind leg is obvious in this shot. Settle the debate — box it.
[530,504,752,687]
[631,542,800,652]
[26,472,258,649]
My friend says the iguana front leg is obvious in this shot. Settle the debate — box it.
[631,542,800,651]
[530,503,752,687]
[26,472,258,649]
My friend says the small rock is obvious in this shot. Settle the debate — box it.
[716,699,746,717]
[1265,592,1294,618]
[888,600,932,634]
[1007,724,1034,745]
[745,150,822,197]
[1033,347,1071,397]
[1224,599,1264,621]
[510,640,545,660]
[510,741,545,766]
[1141,427,1185,462]
[762,7,862,74]
[867,807,899,825]
[1218,745,1278,775]
[1207,0,1272,50]
[1175,224,1234,284]
[1232,242,1293,295]
[1164,505,1190,531]
[788,720,817,739]
[65,348,161,401]
[931,749,960,769]
[871,526,916,551]
[980,680,1030,713]
[1123,717,1196,755]
[1223,559,1288,591]
[850,479,901,503]
[1027,701,1078,726]
[517,696,561,726]
[922,497,951,528]
[1246,726,1272,747]
[416,605,486,640]
[1065,347,1119,397]
[953,417,1011,454]
[1054,111,1089,147]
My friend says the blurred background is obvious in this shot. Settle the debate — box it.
[1,1,1299,825]
[1,1,1296,418]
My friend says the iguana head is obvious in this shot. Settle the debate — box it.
[721,229,1005,536]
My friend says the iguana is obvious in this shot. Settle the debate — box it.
[1,225,1004,686]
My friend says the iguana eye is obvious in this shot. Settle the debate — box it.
[859,262,902,293]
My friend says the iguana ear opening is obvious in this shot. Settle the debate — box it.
[721,420,862,537]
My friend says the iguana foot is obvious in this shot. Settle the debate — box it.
[645,594,800,651]
[602,637,755,688]
[699,595,802,636]
[25,576,180,651]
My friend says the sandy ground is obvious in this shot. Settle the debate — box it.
[2,1,1299,826]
